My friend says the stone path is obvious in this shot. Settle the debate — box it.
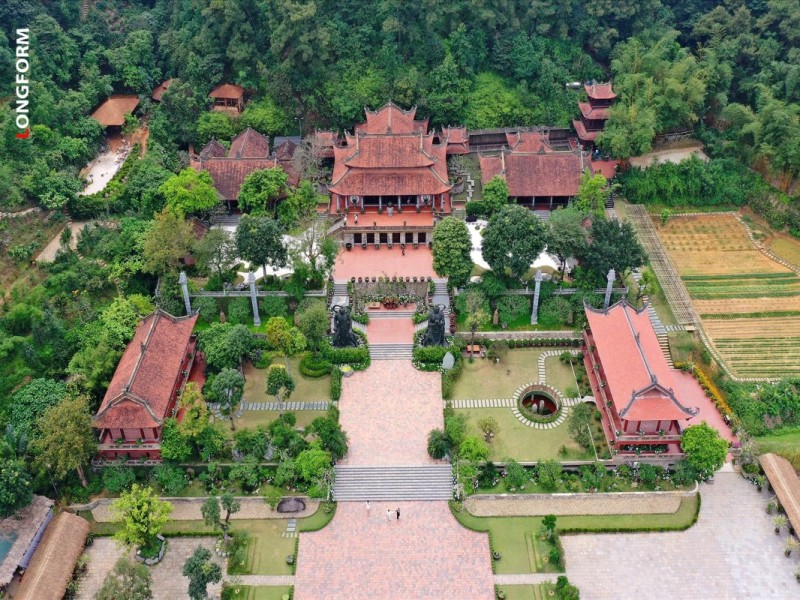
[295,501,494,599]
[241,401,330,411]
[449,398,516,408]
[337,360,442,465]
[562,471,798,599]
[35,221,89,263]
[234,575,295,586]
[494,574,557,585]
[90,496,319,522]
[77,537,224,600]
[464,489,687,517]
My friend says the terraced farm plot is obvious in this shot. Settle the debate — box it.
[658,214,800,378]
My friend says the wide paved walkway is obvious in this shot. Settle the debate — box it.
[333,246,436,279]
[337,360,442,465]
[562,470,797,599]
[295,501,494,599]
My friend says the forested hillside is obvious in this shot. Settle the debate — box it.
[1,0,799,212]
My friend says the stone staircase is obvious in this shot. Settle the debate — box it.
[431,278,450,313]
[368,309,415,319]
[369,343,414,360]
[330,279,349,308]
[211,213,241,227]
[333,464,452,501]
[633,271,674,368]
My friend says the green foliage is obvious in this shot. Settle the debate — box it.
[266,364,296,402]
[505,459,528,489]
[32,395,96,486]
[724,378,800,436]
[299,354,333,378]
[539,297,572,328]
[297,302,331,353]
[537,460,563,492]
[481,176,509,216]
[432,217,472,288]
[427,429,450,459]
[681,422,729,477]
[209,368,246,419]
[96,558,153,600]
[238,168,289,215]
[330,367,342,401]
[574,172,611,218]
[295,445,332,483]
[142,209,195,275]
[113,484,173,549]
[198,323,254,371]
[0,458,33,517]
[482,205,547,281]
[260,296,288,320]
[195,111,237,146]
[159,419,193,462]
[308,414,349,461]
[226,298,252,326]
[159,169,219,216]
[459,435,489,461]
[103,466,137,494]
[240,97,291,135]
[464,72,534,128]
[183,546,222,600]
[235,214,287,274]
[9,378,67,439]
[578,219,646,283]
[568,403,596,451]
[194,297,218,323]
[497,296,529,324]
[445,413,468,449]
[150,464,188,495]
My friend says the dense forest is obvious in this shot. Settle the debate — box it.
[1,0,799,212]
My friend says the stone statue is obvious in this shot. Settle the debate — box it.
[332,305,358,348]
[422,304,447,347]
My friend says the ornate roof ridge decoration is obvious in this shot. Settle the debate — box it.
[584,297,648,316]
[619,381,700,419]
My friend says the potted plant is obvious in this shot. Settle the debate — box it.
[785,536,799,557]
[361,242,367,250]
[345,242,352,251]
[374,243,380,250]
[351,277,356,282]
[774,515,788,535]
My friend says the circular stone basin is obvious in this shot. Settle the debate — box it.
[521,392,558,415]
[277,497,306,513]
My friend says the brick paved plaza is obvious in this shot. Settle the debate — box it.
[365,317,415,344]
[333,246,436,279]
[562,469,798,600]
[77,537,223,599]
[337,360,443,465]
[294,501,494,599]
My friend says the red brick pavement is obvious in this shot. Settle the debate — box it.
[333,246,436,279]
[365,318,414,344]
[337,361,442,465]
[294,501,494,600]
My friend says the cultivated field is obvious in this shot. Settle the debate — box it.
[658,214,800,378]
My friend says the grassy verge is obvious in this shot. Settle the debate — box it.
[223,585,293,600]
[754,428,800,468]
[497,584,555,600]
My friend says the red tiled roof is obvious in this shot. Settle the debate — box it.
[90,95,140,127]
[209,84,244,99]
[94,310,198,430]
[479,150,586,198]
[229,127,270,158]
[591,160,619,180]
[442,126,468,143]
[573,119,599,142]
[151,79,174,101]
[341,135,437,169]
[585,301,698,422]
[505,131,552,153]
[585,82,616,100]
[274,139,298,161]
[578,101,611,120]
[360,103,427,134]
[329,168,450,196]
[198,159,283,201]
[199,139,227,159]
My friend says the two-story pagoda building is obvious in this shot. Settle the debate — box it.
[573,82,616,148]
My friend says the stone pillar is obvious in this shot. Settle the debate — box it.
[530,269,543,324]
[335,195,340,212]
[379,196,382,211]
[248,271,261,326]
[397,196,402,213]
[179,271,192,316]
[604,268,616,310]
[416,195,421,209]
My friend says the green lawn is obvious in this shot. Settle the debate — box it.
[243,356,330,403]
[497,584,555,600]
[755,427,800,467]
[231,410,328,434]
[457,408,593,462]
[451,350,543,399]
[224,587,293,600]
[543,356,580,397]
[228,519,296,575]
[451,494,699,573]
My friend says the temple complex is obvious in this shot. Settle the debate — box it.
[573,82,616,147]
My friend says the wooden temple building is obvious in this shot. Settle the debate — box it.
[582,300,711,459]
[209,83,246,113]
[190,127,299,211]
[93,310,203,461]
[90,94,140,131]
[573,82,616,147]
[478,131,588,213]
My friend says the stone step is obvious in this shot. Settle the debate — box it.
[367,310,416,319]
[334,465,452,501]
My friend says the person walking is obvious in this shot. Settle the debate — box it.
[386,508,391,522]
[396,507,400,521]
[365,500,370,516]
[354,213,358,225]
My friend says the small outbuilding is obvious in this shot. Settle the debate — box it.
[151,78,174,102]
[14,512,90,600]
[90,94,140,129]
[209,83,245,113]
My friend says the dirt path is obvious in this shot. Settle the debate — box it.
[35,221,89,263]
[629,142,708,168]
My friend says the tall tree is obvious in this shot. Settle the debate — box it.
[142,209,195,275]
[482,205,547,281]
[193,228,237,281]
[208,368,245,432]
[266,364,296,405]
[178,383,209,439]
[112,484,173,549]
[296,302,330,354]
[546,206,588,277]
[578,219,646,284]
[236,214,288,276]
[432,217,473,288]
[183,547,222,600]
[463,289,490,349]
[574,172,612,217]
[32,395,96,488]
[197,323,254,371]
[159,169,220,217]
[681,422,729,478]
[238,168,289,215]
[481,176,510,216]
[9,378,67,440]
[0,458,32,517]
[96,558,153,600]
[150,79,207,148]
[201,493,241,547]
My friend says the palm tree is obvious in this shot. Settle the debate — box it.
[774,515,788,535]
[785,536,799,557]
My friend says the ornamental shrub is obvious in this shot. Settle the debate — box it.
[194,297,218,323]
[259,296,288,319]
[227,298,252,325]
[150,464,188,495]
[505,459,528,489]
[539,297,572,327]
[465,201,486,217]
[497,296,529,324]
[330,368,342,401]
[103,466,137,494]
[299,354,333,378]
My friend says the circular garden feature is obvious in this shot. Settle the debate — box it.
[517,383,563,423]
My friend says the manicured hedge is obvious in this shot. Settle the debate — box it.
[330,368,342,401]
[299,354,333,378]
